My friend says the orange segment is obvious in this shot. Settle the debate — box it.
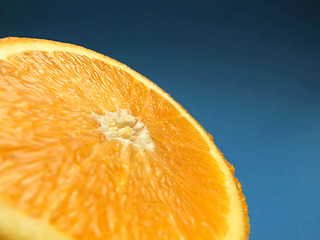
[0,37,249,240]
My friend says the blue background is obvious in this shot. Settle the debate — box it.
[1,0,319,239]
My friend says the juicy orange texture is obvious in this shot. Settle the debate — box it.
[0,38,249,240]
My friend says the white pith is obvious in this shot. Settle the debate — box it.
[91,110,154,151]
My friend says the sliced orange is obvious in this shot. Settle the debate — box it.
[0,37,249,240]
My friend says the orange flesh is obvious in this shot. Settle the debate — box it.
[0,51,229,239]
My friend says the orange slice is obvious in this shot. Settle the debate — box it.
[0,37,249,240]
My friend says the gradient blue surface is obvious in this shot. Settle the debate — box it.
[1,0,319,239]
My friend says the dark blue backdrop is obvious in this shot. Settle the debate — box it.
[1,0,319,239]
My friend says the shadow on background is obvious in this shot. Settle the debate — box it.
[1,0,319,239]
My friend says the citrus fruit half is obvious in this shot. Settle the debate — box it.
[0,37,249,240]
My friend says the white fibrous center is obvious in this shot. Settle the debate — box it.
[91,110,154,151]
